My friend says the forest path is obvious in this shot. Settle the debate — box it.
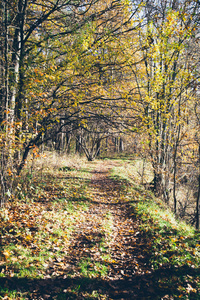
[62,160,155,299]
[0,159,182,300]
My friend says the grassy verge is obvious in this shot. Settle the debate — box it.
[110,162,200,299]
[0,155,90,298]
[0,155,115,299]
[0,155,199,299]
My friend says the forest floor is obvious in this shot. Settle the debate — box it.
[0,158,199,300]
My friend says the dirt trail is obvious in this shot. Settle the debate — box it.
[0,161,166,299]
[1,160,199,299]
[64,160,155,299]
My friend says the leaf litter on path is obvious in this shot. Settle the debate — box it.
[0,160,199,299]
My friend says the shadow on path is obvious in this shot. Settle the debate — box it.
[0,265,199,299]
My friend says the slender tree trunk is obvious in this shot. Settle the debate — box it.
[66,133,72,153]
[153,170,162,196]
[119,137,124,152]
[3,0,9,128]
[10,28,21,132]
[196,145,200,230]
[96,139,101,157]
[76,135,82,154]
[173,100,181,214]
[14,0,28,165]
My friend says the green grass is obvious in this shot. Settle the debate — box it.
[0,288,27,300]
[0,163,94,291]
[100,211,114,239]
[110,162,200,299]
[0,157,112,299]
[110,163,200,264]
[109,157,154,184]
[78,258,108,278]
[1,155,199,299]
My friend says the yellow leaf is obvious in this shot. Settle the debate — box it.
[3,250,11,259]
[25,234,32,241]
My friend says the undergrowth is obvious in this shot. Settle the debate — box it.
[110,163,200,299]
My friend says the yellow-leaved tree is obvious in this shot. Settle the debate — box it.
[129,1,199,216]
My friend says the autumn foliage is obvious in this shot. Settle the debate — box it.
[0,1,200,297]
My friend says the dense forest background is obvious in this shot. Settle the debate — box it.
[0,0,200,228]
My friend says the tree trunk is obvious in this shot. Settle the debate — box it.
[1,0,9,127]
[196,175,200,230]
[196,145,200,230]
[153,171,162,196]
[96,139,101,157]
[76,135,82,154]
[119,137,124,152]
[66,133,72,153]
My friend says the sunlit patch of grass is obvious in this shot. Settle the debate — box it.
[110,158,154,185]
[0,288,27,300]
[33,152,90,173]
[14,151,96,204]
[78,258,108,278]
[129,195,200,270]
[0,245,42,278]
[101,211,114,238]
[135,200,195,235]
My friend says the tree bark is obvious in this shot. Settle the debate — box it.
[196,145,200,230]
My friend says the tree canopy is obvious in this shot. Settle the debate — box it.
[0,0,200,227]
